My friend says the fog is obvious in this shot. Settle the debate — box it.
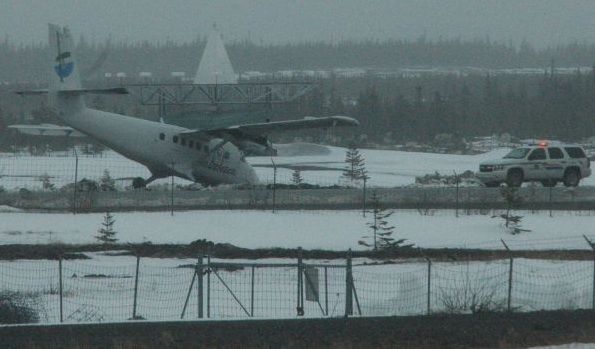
[2,0,595,47]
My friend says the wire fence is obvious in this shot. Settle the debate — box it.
[2,151,594,213]
[1,249,595,325]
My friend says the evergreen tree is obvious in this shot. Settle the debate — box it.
[291,169,303,186]
[493,186,530,234]
[99,169,116,191]
[342,143,367,182]
[96,212,118,244]
[359,191,407,250]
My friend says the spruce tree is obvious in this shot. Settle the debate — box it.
[493,186,530,234]
[96,212,118,244]
[291,169,303,186]
[342,143,367,182]
[359,191,407,250]
[99,169,116,191]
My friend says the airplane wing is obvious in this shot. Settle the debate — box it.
[8,124,85,137]
[181,115,358,137]
[179,115,358,156]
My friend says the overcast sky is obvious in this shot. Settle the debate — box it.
[2,0,595,47]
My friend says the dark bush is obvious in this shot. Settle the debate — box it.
[0,291,41,324]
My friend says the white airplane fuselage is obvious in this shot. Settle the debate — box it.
[54,94,258,186]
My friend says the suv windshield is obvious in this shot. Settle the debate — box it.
[504,148,531,159]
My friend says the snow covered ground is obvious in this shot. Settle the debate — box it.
[0,209,594,250]
[1,144,594,325]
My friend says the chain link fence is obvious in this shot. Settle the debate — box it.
[1,247,595,325]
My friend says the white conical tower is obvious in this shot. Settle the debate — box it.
[194,24,237,84]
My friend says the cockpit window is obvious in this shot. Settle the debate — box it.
[173,136,178,143]
[504,148,530,159]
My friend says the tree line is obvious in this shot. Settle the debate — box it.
[4,36,595,81]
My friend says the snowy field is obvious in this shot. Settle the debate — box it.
[2,144,595,326]
[0,209,594,251]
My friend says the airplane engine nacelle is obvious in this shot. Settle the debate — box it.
[238,140,277,156]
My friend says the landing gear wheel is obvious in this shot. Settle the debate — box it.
[563,169,580,187]
[132,177,146,189]
[506,170,523,187]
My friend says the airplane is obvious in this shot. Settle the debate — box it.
[14,24,358,187]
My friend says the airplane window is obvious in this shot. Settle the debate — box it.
[223,151,230,159]
[181,138,186,146]
[159,133,165,140]
[189,140,194,147]
[173,136,178,143]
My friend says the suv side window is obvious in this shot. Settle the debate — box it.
[548,147,564,159]
[564,147,587,159]
[528,148,546,160]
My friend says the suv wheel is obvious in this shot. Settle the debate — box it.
[563,169,580,187]
[506,169,523,187]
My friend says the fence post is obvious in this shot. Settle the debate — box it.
[345,249,353,317]
[583,235,595,310]
[426,257,432,315]
[59,257,63,323]
[197,255,204,319]
[207,254,211,318]
[454,171,459,218]
[296,247,304,316]
[251,265,255,317]
[132,255,140,319]
[324,266,328,316]
[271,158,277,213]
[549,186,553,218]
[170,162,175,216]
[72,149,78,214]
[362,176,367,217]
[501,239,513,312]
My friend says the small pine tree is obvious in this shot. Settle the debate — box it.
[291,169,303,186]
[99,169,116,191]
[493,186,530,234]
[96,212,118,244]
[342,143,367,182]
[359,191,407,250]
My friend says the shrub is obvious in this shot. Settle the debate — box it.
[0,291,42,324]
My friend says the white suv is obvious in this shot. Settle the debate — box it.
[477,141,591,187]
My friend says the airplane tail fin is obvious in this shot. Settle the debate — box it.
[48,24,82,92]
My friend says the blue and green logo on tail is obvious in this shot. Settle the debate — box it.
[54,31,74,82]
